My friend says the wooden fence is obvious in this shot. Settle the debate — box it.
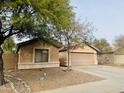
[3,53,18,71]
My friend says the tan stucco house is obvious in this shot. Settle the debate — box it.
[59,45,98,66]
[17,38,61,69]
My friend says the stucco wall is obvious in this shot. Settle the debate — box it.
[98,54,124,65]
[98,54,114,65]
[18,41,59,69]
[71,46,97,53]
[3,53,18,71]
[114,55,124,65]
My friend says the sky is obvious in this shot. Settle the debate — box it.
[71,0,124,44]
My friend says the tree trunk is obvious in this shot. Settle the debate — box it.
[67,40,71,71]
[0,46,5,86]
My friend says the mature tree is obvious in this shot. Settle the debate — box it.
[70,20,95,45]
[0,0,74,85]
[2,37,16,52]
[114,35,124,49]
[55,20,95,70]
[93,39,113,53]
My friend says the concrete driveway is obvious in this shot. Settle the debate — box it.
[35,66,124,93]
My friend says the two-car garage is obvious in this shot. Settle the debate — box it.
[59,46,98,66]
[70,52,97,66]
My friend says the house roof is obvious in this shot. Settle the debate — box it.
[17,38,62,53]
[85,43,100,53]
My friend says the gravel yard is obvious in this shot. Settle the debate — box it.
[4,67,104,93]
[0,83,13,93]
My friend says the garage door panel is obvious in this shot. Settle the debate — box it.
[71,53,95,66]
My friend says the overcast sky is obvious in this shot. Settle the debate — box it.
[71,0,124,43]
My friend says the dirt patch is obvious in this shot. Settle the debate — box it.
[7,67,104,93]
[0,68,103,93]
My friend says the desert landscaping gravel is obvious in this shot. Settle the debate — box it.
[2,67,104,93]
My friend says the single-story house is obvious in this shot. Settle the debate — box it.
[17,38,61,69]
[59,44,99,66]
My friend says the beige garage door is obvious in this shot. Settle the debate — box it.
[71,52,95,66]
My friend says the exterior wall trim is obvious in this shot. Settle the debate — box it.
[18,62,59,69]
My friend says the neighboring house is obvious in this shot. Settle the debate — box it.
[17,38,61,69]
[59,45,98,66]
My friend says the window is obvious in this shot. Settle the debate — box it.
[35,49,49,63]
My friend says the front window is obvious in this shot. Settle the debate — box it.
[35,49,49,63]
